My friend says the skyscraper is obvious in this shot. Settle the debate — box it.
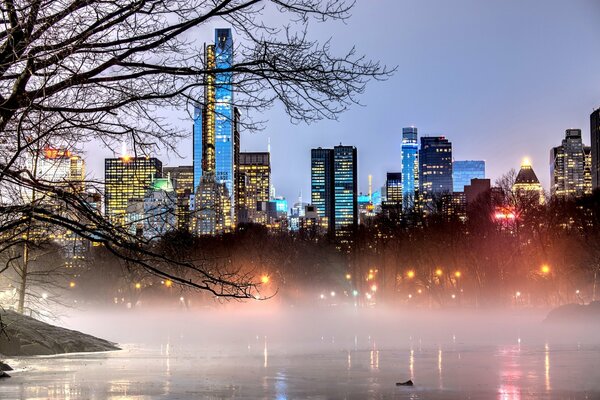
[382,172,402,220]
[591,108,600,190]
[453,160,485,193]
[550,129,589,198]
[401,127,418,209]
[192,28,237,227]
[105,156,162,226]
[333,145,358,242]
[311,147,334,232]
[237,152,271,224]
[419,136,453,202]
[513,159,544,204]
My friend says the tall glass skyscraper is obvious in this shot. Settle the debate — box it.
[192,106,203,190]
[550,129,589,198]
[591,108,600,190]
[453,160,485,192]
[311,148,334,232]
[401,127,418,209]
[419,136,453,202]
[333,145,358,239]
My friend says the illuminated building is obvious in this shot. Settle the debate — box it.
[550,129,590,198]
[135,177,177,239]
[453,160,485,193]
[401,127,419,209]
[104,156,162,226]
[237,152,270,224]
[513,159,544,204]
[163,166,194,230]
[584,146,593,194]
[592,108,600,190]
[195,173,231,235]
[193,29,238,226]
[419,136,453,204]
[311,147,334,232]
[442,192,466,222]
[382,172,402,221]
[333,145,358,243]
[29,148,85,193]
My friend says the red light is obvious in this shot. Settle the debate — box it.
[44,148,71,159]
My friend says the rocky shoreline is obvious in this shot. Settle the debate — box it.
[0,310,119,360]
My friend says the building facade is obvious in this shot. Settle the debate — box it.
[163,166,194,230]
[453,160,485,193]
[401,127,419,209]
[104,156,162,226]
[237,152,271,224]
[419,136,453,203]
[333,145,358,243]
[591,108,600,190]
[550,129,590,198]
[311,148,335,232]
[513,160,544,204]
[382,172,402,220]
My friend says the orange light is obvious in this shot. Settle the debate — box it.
[260,275,270,284]
[541,265,550,274]
[135,283,141,289]
[345,273,352,280]
[435,269,443,277]
[69,281,76,288]
[367,273,374,280]
[454,271,462,278]
[164,279,173,287]
[407,270,415,279]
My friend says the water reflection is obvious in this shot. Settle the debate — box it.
[263,336,268,368]
[497,346,522,400]
[409,348,415,380]
[544,343,551,392]
[438,347,443,389]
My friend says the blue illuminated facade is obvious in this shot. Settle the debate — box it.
[401,127,418,209]
[192,106,202,189]
[452,160,485,192]
[311,148,334,232]
[214,29,234,214]
[333,145,358,239]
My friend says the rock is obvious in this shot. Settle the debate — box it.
[0,361,12,371]
[396,379,413,386]
[0,310,120,357]
[0,371,10,378]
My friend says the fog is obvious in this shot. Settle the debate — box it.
[3,304,599,399]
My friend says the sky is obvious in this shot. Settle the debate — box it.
[87,0,600,204]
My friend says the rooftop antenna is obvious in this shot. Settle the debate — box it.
[368,174,372,199]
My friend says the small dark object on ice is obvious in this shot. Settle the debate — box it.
[396,380,413,386]
[0,361,12,371]
[0,371,10,378]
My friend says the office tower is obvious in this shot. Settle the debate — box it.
[453,160,485,193]
[464,178,491,205]
[513,159,544,204]
[584,146,593,194]
[311,148,334,232]
[550,129,588,198]
[163,166,194,230]
[192,29,237,226]
[441,192,466,221]
[591,108,600,190]
[237,152,270,224]
[419,136,453,203]
[30,148,85,192]
[382,172,402,221]
[333,145,358,242]
[143,178,177,238]
[401,127,419,209]
[104,156,162,226]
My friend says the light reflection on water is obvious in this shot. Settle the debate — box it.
[2,340,600,400]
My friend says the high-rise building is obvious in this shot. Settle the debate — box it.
[453,160,485,193]
[591,108,600,190]
[550,129,589,198]
[464,178,491,205]
[29,148,85,193]
[513,159,544,204]
[237,152,270,224]
[401,127,419,209]
[104,156,162,226]
[382,172,402,221]
[163,166,194,230]
[311,147,334,232]
[584,146,593,194]
[192,28,238,228]
[419,136,453,203]
[333,145,358,242]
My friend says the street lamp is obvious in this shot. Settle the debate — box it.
[345,273,352,280]
[371,284,377,292]
[540,265,550,275]
[435,268,443,277]
[261,275,270,284]
[454,271,462,278]
[135,282,141,289]
[69,281,76,288]
[407,270,415,279]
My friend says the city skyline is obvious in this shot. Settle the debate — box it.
[80,0,600,204]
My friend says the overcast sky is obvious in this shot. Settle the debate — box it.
[86,0,600,204]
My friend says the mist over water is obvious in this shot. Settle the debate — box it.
[2,305,600,399]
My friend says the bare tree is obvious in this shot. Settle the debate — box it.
[0,1,391,300]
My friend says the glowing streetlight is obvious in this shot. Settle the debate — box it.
[408,294,413,299]
[135,282,141,289]
[345,273,352,280]
[366,293,372,300]
[164,279,173,288]
[69,281,76,288]
[330,291,336,297]
[451,294,456,299]
[371,284,377,292]
[435,268,443,277]
[261,275,270,284]
[352,290,359,297]
[407,270,415,279]
[454,271,462,278]
[320,294,325,299]
[417,289,422,294]
[575,289,580,295]
[516,291,521,297]
[179,296,185,302]
[540,265,550,275]
[367,273,374,281]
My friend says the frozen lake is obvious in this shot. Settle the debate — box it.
[1,308,599,399]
